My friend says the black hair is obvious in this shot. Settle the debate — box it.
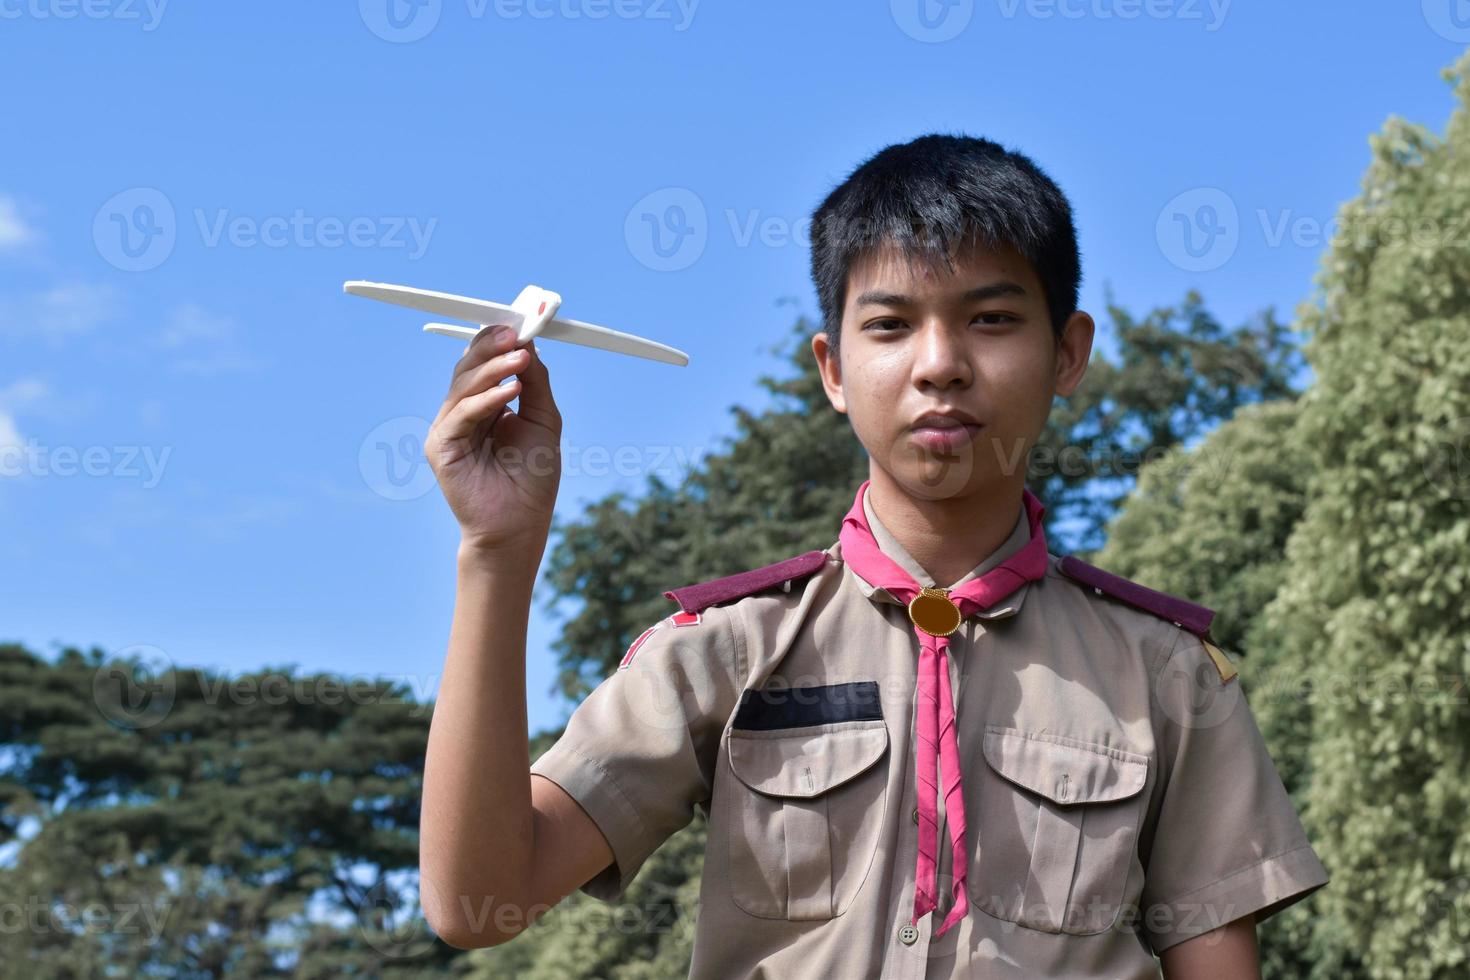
[808,132,1081,361]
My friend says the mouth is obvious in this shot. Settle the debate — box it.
[909,409,983,429]
[909,421,983,454]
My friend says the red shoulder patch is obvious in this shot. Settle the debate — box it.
[1058,555,1216,638]
[615,611,707,671]
[662,550,831,615]
[618,623,661,670]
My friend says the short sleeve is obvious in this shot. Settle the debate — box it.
[529,603,744,902]
[1139,630,1330,954]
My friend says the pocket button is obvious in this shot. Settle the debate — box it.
[898,923,919,945]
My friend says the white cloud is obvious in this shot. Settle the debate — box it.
[0,377,49,410]
[0,283,116,341]
[0,196,35,249]
[155,303,233,349]
[151,304,264,375]
[0,379,47,475]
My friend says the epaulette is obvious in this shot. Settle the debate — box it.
[1058,555,1237,684]
[663,550,830,615]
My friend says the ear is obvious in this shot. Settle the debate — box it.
[811,330,848,415]
[1052,310,1095,398]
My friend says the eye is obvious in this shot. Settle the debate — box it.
[863,318,907,332]
[973,312,1017,326]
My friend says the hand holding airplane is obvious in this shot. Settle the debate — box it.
[342,281,690,367]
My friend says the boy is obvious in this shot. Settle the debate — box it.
[418,133,1329,978]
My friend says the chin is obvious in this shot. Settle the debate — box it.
[878,444,991,502]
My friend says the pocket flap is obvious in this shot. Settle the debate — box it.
[728,720,889,798]
[982,727,1147,805]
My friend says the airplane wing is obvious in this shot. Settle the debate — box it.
[343,281,525,333]
[344,280,689,367]
[538,315,688,366]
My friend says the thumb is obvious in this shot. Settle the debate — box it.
[511,339,560,432]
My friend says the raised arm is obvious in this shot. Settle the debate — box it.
[415,324,613,948]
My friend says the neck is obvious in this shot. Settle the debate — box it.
[865,469,1025,589]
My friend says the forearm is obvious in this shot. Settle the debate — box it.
[420,542,542,946]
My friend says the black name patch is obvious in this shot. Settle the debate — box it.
[731,680,883,731]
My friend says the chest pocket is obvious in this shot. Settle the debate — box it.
[971,725,1149,935]
[723,682,890,920]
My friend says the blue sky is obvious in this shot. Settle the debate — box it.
[1,3,1463,734]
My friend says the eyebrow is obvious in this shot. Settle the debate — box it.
[854,281,1029,308]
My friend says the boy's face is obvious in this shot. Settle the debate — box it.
[812,237,1093,501]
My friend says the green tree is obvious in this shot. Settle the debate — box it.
[1255,50,1470,980]
[1098,47,1470,980]
[1092,400,1366,978]
[1033,290,1304,556]
[0,643,468,979]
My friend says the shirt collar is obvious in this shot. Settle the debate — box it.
[840,488,1036,620]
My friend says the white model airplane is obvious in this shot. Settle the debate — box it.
[342,281,690,367]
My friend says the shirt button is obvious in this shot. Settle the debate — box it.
[898,923,919,945]
[911,806,919,824]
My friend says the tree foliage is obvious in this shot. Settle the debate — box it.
[1254,50,1470,980]
[0,643,467,978]
[1034,290,1303,556]
[1098,49,1470,980]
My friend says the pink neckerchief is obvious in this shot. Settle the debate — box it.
[838,479,1049,936]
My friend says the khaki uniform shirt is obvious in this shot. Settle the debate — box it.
[530,492,1330,978]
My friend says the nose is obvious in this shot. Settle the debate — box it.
[910,318,973,391]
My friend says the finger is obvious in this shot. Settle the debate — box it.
[435,343,525,431]
[436,376,522,444]
[450,323,519,383]
[451,346,530,403]
[507,339,560,432]
[433,346,502,430]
